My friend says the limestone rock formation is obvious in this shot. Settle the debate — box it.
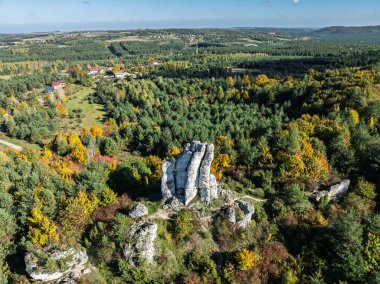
[161,141,218,206]
[327,179,350,201]
[124,221,158,266]
[309,179,350,202]
[25,247,90,283]
[129,203,149,219]
[225,200,255,229]
[184,143,206,205]
[226,207,236,224]
[161,159,175,201]
[162,196,183,211]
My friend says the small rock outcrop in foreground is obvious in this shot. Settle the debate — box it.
[129,203,149,219]
[123,221,158,266]
[226,200,255,229]
[25,247,90,283]
[309,179,350,202]
[161,141,218,206]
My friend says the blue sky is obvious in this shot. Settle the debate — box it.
[0,0,379,33]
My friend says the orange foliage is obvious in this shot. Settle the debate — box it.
[56,104,67,115]
[90,125,104,137]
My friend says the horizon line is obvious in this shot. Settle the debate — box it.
[1,24,379,35]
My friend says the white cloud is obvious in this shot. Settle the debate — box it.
[292,0,300,4]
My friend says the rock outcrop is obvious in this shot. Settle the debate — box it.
[162,196,183,211]
[225,200,255,229]
[25,247,90,283]
[161,159,175,200]
[124,221,157,266]
[327,179,350,201]
[129,203,149,219]
[309,179,350,202]
[161,141,218,206]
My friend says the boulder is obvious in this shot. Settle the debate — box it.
[124,221,158,266]
[25,247,89,283]
[129,203,149,219]
[162,141,219,206]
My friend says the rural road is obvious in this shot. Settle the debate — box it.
[0,138,23,151]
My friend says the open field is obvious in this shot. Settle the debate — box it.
[61,87,107,132]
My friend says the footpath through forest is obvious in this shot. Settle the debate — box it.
[0,135,23,151]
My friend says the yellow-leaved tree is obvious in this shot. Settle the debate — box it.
[60,192,99,242]
[211,153,232,180]
[27,207,59,246]
[236,248,259,271]
[67,133,87,163]
[167,146,181,158]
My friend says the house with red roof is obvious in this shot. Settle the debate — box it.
[51,80,66,90]
[88,67,104,76]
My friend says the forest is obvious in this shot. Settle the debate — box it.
[0,28,379,284]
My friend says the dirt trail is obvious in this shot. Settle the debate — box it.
[240,195,267,202]
[147,194,267,221]
[0,138,23,151]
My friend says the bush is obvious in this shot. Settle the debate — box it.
[235,248,259,271]
[173,211,193,242]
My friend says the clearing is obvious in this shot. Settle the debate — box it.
[61,87,107,132]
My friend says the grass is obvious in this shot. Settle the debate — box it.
[0,132,42,151]
[61,87,107,132]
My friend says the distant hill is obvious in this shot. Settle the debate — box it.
[317,25,380,33]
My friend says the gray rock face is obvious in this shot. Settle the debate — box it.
[226,207,236,224]
[163,196,183,211]
[225,200,255,229]
[199,144,215,204]
[184,142,206,205]
[219,188,236,204]
[175,144,193,190]
[129,203,149,219]
[328,179,350,201]
[309,179,350,202]
[124,221,158,266]
[161,141,219,206]
[209,175,218,200]
[161,159,175,201]
[236,200,255,229]
[25,247,89,283]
